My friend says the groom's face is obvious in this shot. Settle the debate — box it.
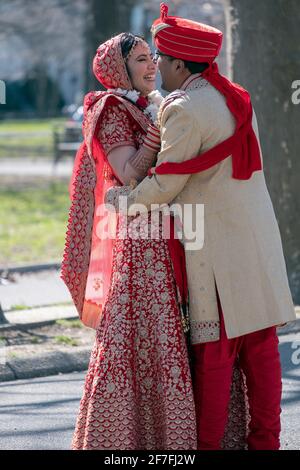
[156,54,179,92]
[156,51,188,92]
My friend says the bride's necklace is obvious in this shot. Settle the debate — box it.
[107,88,163,122]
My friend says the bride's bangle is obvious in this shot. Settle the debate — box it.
[143,123,161,153]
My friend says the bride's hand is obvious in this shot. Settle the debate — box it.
[129,178,138,189]
[104,185,132,213]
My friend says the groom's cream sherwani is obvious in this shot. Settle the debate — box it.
[125,74,296,344]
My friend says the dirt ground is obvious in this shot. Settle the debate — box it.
[0,319,96,360]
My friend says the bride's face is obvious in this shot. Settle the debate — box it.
[126,41,157,96]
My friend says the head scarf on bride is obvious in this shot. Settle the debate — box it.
[93,33,134,90]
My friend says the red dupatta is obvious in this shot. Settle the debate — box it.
[61,33,140,329]
[61,90,149,329]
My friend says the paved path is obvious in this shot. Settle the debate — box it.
[0,270,72,311]
[0,329,299,450]
[0,372,82,450]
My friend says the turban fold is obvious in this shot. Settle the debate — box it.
[151,3,223,64]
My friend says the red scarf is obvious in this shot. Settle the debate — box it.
[148,63,262,179]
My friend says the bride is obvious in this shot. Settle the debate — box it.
[61,32,248,450]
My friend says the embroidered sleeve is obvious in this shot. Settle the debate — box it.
[97,103,136,155]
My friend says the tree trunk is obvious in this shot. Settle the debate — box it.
[84,0,137,91]
[224,0,300,303]
[35,63,48,117]
[0,304,8,325]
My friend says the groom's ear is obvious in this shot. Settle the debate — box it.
[174,59,185,72]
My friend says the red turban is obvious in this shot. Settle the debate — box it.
[151,3,223,64]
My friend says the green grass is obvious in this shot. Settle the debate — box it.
[0,118,66,133]
[54,335,79,347]
[0,136,53,158]
[8,302,73,312]
[0,118,66,158]
[29,337,41,344]
[0,179,70,266]
[8,352,19,358]
[9,304,29,311]
[55,319,83,329]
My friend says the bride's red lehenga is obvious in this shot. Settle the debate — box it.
[72,102,198,450]
[61,34,249,451]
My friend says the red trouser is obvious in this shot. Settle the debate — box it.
[190,303,282,450]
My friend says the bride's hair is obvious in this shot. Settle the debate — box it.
[120,32,145,61]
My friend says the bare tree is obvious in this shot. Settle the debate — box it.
[224,0,300,302]
[84,0,229,90]
[0,304,7,325]
[0,0,87,114]
[84,0,139,90]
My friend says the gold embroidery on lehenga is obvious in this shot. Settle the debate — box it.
[71,214,198,450]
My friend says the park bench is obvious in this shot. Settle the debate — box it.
[53,122,82,165]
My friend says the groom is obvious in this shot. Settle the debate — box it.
[108,4,296,450]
